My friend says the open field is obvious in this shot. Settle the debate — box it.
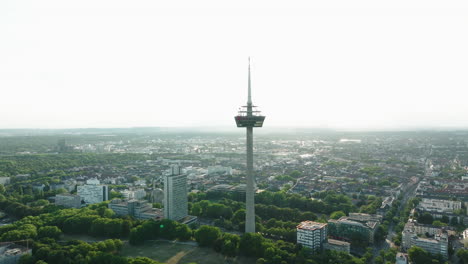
[121,240,256,264]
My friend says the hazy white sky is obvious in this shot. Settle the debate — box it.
[1,0,468,130]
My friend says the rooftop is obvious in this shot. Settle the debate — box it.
[297,221,327,231]
[327,239,350,246]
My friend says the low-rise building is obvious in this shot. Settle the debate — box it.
[402,220,448,259]
[55,194,81,208]
[150,188,164,204]
[324,239,350,253]
[403,219,456,237]
[395,253,408,264]
[0,243,32,264]
[0,177,10,185]
[108,199,162,220]
[207,166,232,175]
[462,228,468,240]
[417,198,461,214]
[328,213,381,244]
[348,213,383,223]
[31,183,45,192]
[122,189,146,200]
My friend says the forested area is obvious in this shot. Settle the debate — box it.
[0,153,148,177]
[185,189,388,248]
[0,197,160,264]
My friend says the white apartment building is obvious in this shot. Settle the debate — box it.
[296,221,328,251]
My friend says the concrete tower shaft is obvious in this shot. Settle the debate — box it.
[234,58,265,233]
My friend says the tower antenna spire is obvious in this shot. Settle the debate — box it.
[248,57,252,106]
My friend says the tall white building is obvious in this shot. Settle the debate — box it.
[164,165,188,221]
[297,221,328,251]
[77,179,108,205]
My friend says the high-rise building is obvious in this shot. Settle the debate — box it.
[297,221,328,251]
[164,165,188,221]
[234,58,265,233]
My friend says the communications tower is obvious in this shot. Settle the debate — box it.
[234,58,265,233]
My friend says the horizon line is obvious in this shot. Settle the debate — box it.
[1,125,468,132]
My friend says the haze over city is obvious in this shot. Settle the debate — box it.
[1,0,468,130]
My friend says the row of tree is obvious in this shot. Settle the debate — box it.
[18,239,163,264]
[129,218,192,245]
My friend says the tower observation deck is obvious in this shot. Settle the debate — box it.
[234,58,265,233]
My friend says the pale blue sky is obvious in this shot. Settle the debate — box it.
[1,0,468,129]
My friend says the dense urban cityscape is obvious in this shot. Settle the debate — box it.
[1,128,468,263]
[2,1,468,264]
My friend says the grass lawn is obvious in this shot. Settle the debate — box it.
[121,241,256,264]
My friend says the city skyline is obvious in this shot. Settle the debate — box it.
[1,1,468,130]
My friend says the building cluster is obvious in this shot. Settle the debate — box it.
[402,219,449,259]
[105,165,196,224]
[296,213,382,254]
[415,193,467,223]
[296,221,350,254]
[54,179,109,208]
[416,177,468,201]
[401,185,468,259]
